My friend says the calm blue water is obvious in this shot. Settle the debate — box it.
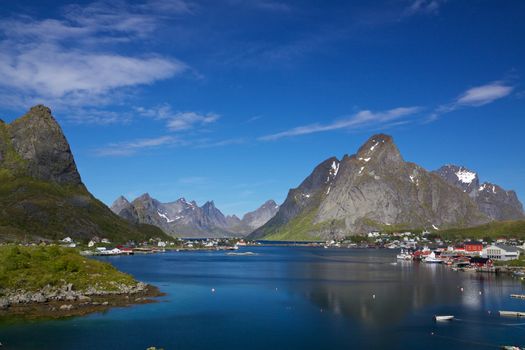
[1,247,525,349]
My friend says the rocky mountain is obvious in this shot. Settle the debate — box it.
[111,195,279,238]
[250,134,490,240]
[242,200,280,229]
[434,165,524,221]
[433,165,479,197]
[0,105,170,243]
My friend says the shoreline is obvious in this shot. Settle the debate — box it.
[0,283,164,321]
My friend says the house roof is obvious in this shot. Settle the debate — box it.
[488,244,520,252]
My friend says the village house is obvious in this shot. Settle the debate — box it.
[464,241,483,254]
[482,244,520,261]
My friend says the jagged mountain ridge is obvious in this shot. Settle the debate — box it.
[434,165,524,221]
[0,105,170,243]
[250,134,496,240]
[111,194,279,238]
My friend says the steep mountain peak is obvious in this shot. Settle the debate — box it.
[136,193,153,201]
[356,133,402,165]
[5,105,82,185]
[203,200,216,208]
[112,195,130,207]
[433,164,479,197]
[242,199,280,230]
[262,199,279,209]
[434,166,523,221]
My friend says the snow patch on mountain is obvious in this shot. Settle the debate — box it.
[455,169,477,184]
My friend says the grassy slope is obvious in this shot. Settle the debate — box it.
[0,245,136,292]
[438,220,525,240]
[0,171,171,243]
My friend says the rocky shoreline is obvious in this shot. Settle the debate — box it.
[0,282,164,320]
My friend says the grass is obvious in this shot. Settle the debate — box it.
[262,202,345,241]
[438,220,525,240]
[0,245,137,293]
[0,171,171,243]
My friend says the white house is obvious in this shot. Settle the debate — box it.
[482,245,520,261]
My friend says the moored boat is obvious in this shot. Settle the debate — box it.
[434,315,454,321]
[424,252,443,264]
[499,311,525,317]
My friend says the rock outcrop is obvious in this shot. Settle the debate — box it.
[1,105,82,185]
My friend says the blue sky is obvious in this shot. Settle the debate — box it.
[0,0,524,216]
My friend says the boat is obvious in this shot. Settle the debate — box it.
[424,252,443,264]
[434,315,454,321]
[226,252,257,256]
[396,249,412,261]
[499,311,525,317]
[501,346,524,350]
[511,294,525,299]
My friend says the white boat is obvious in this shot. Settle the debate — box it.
[396,249,412,260]
[499,311,525,317]
[434,315,454,321]
[424,252,443,264]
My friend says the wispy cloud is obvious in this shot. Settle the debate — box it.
[167,112,220,131]
[428,81,514,121]
[404,0,447,16]
[259,107,421,141]
[456,82,514,106]
[135,105,220,131]
[94,135,180,156]
[0,0,192,122]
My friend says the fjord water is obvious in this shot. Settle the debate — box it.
[2,247,525,349]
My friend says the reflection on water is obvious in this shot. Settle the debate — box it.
[1,247,525,350]
[289,249,507,326]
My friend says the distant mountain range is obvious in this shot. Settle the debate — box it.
[0,105,170,243]
[250,134,524,240]
[111,194,279,238]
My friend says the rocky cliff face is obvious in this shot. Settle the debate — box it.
[0,105,169,243]
[251,134,489,240]
[434,165,524,221]
[1,105,82,185]
[112,194,279,238]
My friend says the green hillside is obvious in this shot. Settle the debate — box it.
[0,171,170,243]
[438,220,525,240]
[0,245,136,292]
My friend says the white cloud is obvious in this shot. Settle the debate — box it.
[0,43,185,98]
[456,82,514,106]
[95,135,179,156]
[260,107,421,141]
[135,105,220,131]
[0,0,192,123]
[167,112,220,131]
[428,81,514,121]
